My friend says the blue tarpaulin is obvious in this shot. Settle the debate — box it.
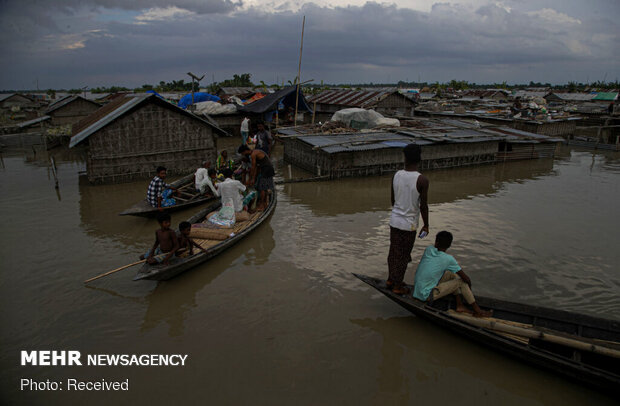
[146,90,165,99]
[178,92,220,109]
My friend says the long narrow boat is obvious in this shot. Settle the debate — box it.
[353,273,620,394]
[119,173,217,217]
[134,192,276,281]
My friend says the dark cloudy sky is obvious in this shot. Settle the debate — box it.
[0,0,618,89]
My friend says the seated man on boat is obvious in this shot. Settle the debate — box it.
[413,231,492,318]
[207,168,252,227]
[147,166,176,209]
[218,168,248,213]
[237,144,275,211]
[140,213,179,265]
[195,162,219,197]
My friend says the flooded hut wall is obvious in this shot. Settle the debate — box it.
[419,142,498,170]
[209,113,243,137]
[513,120,576,137]
[85,103,216,184]
[496,142,558,161]
[284,138,499,178]
[50,99,101,127]
[374,94,416,117]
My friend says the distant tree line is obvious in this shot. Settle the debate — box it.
[4,77,618,94]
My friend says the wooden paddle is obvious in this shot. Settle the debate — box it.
[84,253,167,284]
[84,260,145,283]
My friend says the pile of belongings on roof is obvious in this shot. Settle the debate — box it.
[194,101,238,115]
[330,108,400,129]
[320,121,357,133]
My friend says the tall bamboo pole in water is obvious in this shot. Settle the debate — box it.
[294,16,306,128]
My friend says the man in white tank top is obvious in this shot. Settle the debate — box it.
[387,144,429,294]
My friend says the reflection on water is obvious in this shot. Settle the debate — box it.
[282,156,555,215]
[0,143,619,404]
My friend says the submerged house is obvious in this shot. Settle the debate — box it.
[0,93,37,110]
[46,95,102,127]
[307,89,416,122]
[69,93,226,184]
[282,118,561,178]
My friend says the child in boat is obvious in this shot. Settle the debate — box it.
[140,213,178,265]
[412,231,492,317]
[176,221,206,257]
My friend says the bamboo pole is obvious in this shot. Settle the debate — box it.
[312,101,317,125]
[449,312,620,359]
[294,15,306,128]
[84,260,146,283]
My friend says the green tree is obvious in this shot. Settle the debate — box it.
[218,73,254,88]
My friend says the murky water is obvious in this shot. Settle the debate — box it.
[1,142,618,405]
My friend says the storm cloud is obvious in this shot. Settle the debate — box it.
[0,0,617,89]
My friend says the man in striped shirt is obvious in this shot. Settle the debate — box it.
[147,166,172,209]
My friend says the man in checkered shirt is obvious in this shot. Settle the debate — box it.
[147,166,172,208]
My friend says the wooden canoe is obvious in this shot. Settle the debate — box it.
[119,173,217,217]
[134,191,276,281]
[353,273,620,394]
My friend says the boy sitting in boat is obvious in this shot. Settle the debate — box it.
[176,221,206,257]
[140,213,178,265]
[413,231,492,318]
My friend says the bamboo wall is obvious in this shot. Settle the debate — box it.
[86,103,216,184]
[495,142,558,161]
[375,94,416,117]
[50,99,100,126]
[210,113,244,137]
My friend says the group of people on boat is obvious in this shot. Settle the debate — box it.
[387,144,492,317]
[141,121,276,265]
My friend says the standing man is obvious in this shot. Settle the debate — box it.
[240,116,250,145]
[387,144,429,294]
[237,145,275,211]
[255,122,273,156]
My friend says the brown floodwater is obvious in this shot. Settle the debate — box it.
[1,141,619,405]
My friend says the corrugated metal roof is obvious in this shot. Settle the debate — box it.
[218,87,255,95]
[286,118,559,154]
[0,93,34,103]
[298,132,425,153]
[0,93,15,102]
[69,94,226,148]
[308,89,400,108]
[17,115,50,128]
[592,92,618,101]
[512,91,548,99]
[46,95,100,114]
[546,93,595,101]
